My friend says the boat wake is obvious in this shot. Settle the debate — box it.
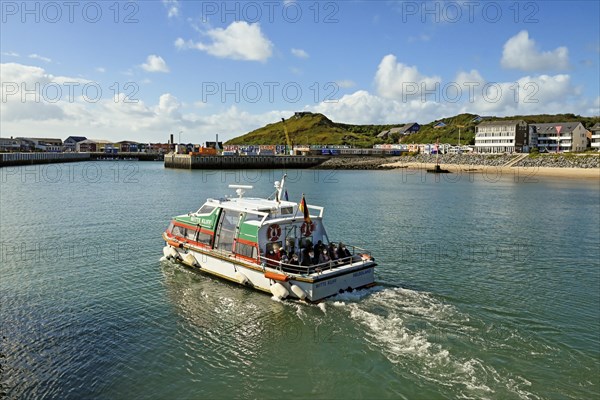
[330,286,540,399]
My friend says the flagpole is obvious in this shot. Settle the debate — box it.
[291,193,303,221]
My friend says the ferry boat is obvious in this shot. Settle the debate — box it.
[162,175,376,302]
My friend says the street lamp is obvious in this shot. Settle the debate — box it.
[178,130,183,145]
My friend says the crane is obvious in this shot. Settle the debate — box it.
[281,118,293,155]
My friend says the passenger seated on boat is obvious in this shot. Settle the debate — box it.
[288,253,300,266]
[265,243,281,267]
[312,248,320,265]
[337,243,351,260]
[318,248,331,266]
[301,247,313,266]
[328,243,339,261]
[285,238,296,255]
[315,240,325,255]
[280,249,289,265]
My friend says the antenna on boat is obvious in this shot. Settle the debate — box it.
[228,184,253,198]
[273,174,287,203]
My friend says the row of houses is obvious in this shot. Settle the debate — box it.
[474,120,599,153]
[0,136,182,154]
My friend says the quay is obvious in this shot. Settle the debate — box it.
[0,152,90,167]
[164,153,329,169]
[0,152,163,167]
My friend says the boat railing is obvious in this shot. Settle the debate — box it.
[259,242,373,275]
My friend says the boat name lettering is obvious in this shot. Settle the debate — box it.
[191,216,212,226]
[353,269,371,277]
[316,278,337,289]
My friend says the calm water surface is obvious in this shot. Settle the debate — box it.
[1,162,598,399]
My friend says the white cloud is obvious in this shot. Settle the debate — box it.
[174,37,186,50]
[311,90,452,125]
[177,21,273,62]
[336,80,356,89]
[374,54,441,100]
[95,67,106,73]
[501,30,569,72]
[141,55,170,73]
[0,63,291,142]
[2,52,20,57]
[162,0,180,18]
[2,62,595,144]
[28,54,52,63]
[291,48,309,59]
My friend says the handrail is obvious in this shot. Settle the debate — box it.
[259,241,372,275]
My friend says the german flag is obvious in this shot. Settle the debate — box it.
[299,195,311,224]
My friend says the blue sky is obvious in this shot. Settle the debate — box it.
[1,0,599,142]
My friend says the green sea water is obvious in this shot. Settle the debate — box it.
[1,162,598,399]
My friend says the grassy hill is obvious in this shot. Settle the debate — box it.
[225,112,400,148]
[225,112,599,148]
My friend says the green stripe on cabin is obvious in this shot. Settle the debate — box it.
[238,217,259,243]
[175,209,220,231]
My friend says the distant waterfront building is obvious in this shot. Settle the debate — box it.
[471,115,493,123]
[474,120,528,153]
[75,139,115,152]
[589,123,600,151]
[17,137,63,152]
[532,122,588,153]
[117,141,139,152]
[0,137,21,152]
[377,130,390,139]
[64,136,87,152]
[377,123,420,140]
[395,123,420,135]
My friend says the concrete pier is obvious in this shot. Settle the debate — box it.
[164,154,328,169]
[0,152,90,167]
[0,152,164,167]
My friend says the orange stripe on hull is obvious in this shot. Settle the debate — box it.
[264,271,289,282]
[167,240,182,248]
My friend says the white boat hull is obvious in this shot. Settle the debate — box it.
[163,245,376,302]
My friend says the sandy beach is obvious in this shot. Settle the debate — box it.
[382,161,600,180]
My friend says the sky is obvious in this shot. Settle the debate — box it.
[1,0,599,143]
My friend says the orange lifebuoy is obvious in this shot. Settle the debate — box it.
[300,222,315,237]
[267,224,282,242]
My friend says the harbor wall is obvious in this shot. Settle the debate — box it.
[164,154,329,169]
[0,152,90,167]
[0,152,164,167]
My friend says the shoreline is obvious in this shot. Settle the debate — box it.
[382,161,600,180]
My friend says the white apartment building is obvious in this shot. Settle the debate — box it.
[474,120,528,153]
[532,122,588,153]
[590,123,600,151]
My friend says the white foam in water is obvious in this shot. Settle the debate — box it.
[317,303,326,313]
[342,287,507,397]
[159,256,168,262]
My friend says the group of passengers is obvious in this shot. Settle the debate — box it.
[264,239,352,268]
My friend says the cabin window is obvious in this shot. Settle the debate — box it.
[186,228,197,241]
[244,213,262,222]
[198,205,215,214]
[166,222,175,235]
[171,225,185,238]
[215,209,242,252]
[197,230,213,246]
[235,242,257,259]
[280,206,293,215]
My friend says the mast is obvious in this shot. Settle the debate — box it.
[274,174,287,203]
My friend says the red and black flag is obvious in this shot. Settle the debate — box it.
[299,194,311,224]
